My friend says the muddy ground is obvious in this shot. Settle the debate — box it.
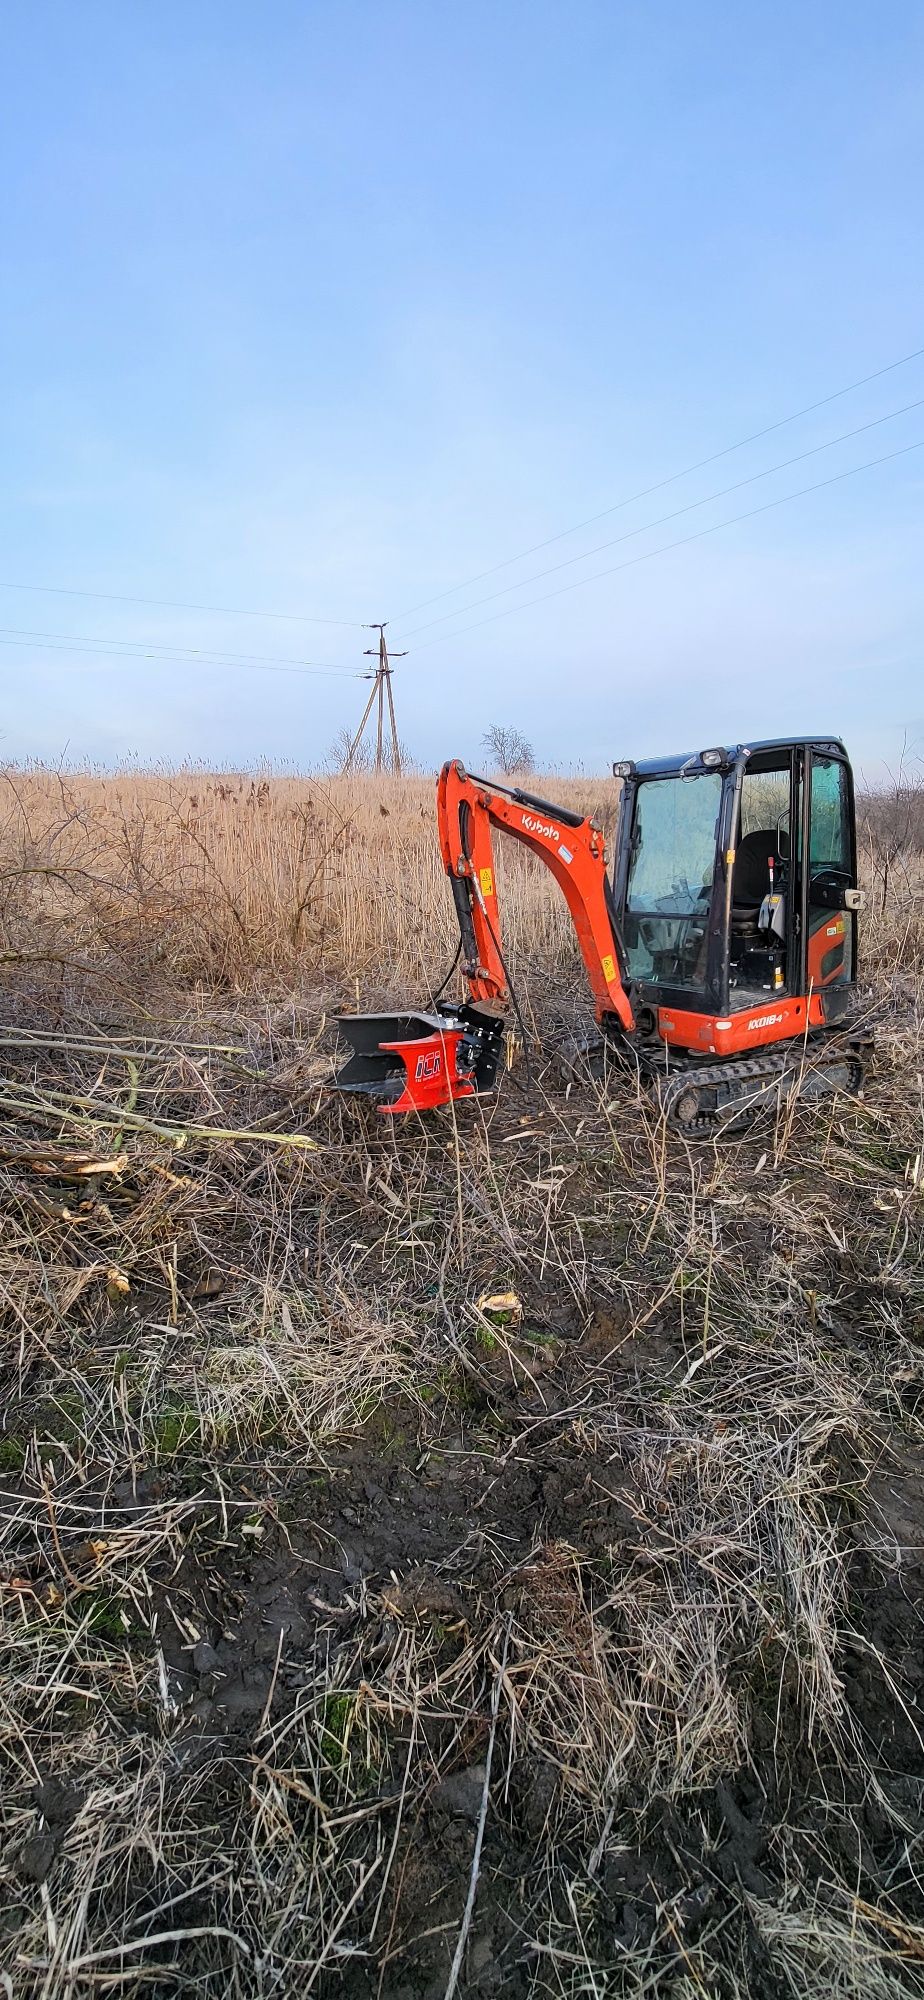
[0,1001,923,1995]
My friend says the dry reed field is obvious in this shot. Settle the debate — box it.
[0,766,620,1004]
[1,761,923,1999]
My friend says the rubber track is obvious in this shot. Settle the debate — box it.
[649,1039,867,1140]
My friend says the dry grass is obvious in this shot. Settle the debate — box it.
[0,764,922,1997]
[0,763,618,1002]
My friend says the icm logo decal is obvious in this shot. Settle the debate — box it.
[415,1051,442,1081]
[521,813,559,842]
[747,1013,784,1031]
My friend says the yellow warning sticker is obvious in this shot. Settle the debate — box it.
[479,867,494,896]
[601,953,615,983]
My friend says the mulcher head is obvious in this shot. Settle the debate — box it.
[332,1006,505,1114]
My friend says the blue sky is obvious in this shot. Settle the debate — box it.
[1,1,921,779]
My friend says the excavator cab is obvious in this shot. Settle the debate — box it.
[611,737,863,1052]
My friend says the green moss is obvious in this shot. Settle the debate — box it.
[520,1325,559,1350]
[152,1401,202,1457]
[317,1692,383,1792]
[84,1594,131,1642]
[15,1590,133,1648]
[319,1691,355,1767]
[0,1435,26,1472]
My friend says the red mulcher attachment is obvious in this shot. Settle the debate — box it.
[332,1006,505,1115]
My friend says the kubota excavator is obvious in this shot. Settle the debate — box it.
[334,736,868,1137]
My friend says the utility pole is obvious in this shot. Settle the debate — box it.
[343,623,406,774]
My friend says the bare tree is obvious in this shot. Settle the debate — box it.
[481,724,535,776]
[325,726,416,777]
[857,747,924,910]
[327,725,373,775]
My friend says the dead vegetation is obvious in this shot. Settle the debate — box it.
[0,765,922,1996]
[0,764,618,1002]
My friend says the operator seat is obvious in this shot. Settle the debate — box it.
[731,828,787,933]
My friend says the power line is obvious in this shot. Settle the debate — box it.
[408,436,924,652]
[396,394,924,639]
[0,636,363,678]
[0,579,361,627]
[392,339,924,621]
[0,622,361,674]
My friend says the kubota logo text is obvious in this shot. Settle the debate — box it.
[747,1013,784,1031]
[521,813,559,841]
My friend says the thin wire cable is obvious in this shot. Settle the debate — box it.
[392,340,924,620]
[0,622,359,673]
[0,579,360,626]
[409,436,924,652]
[0,637,363,678]
[397,394,924,639]
[427,937,463,1005]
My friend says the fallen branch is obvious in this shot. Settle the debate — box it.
[0,1078,321,1151]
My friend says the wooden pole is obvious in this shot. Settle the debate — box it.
[384,661,401,775]
[352,624,408,776]
[343,675,379,772]
[375,649,385,773]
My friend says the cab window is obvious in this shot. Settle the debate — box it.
[626,774,721,914]
[623,772,721,990]
[810,755,851,871]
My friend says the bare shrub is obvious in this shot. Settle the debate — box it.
[857,746,924,912]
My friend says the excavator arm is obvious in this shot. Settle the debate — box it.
[333,760,635,1113]
[436,761,634,1028]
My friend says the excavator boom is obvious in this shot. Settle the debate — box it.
[436,761,633,1029]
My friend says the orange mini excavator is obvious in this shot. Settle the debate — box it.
[334,736,868,1137]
